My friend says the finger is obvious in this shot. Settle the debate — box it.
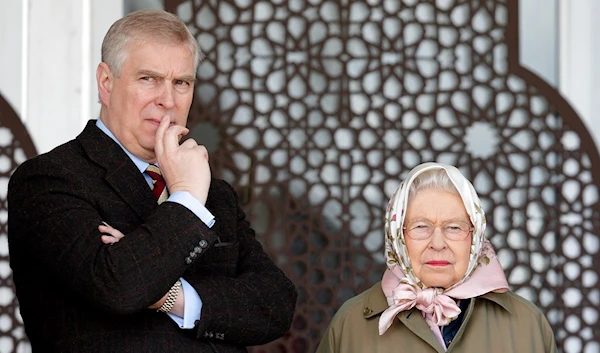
[162,124,189,153]
[101,235,120,244]
[198,145,209,158]
[154,116,171,157]
[180,140,208,160]
[180,138,199,149]
[177,129,189,143]
[99,228,124,240]
[98,224,125,239]
[197,145,209,160]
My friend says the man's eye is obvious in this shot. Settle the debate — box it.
[141,76,152,81]
[175,80,189,86]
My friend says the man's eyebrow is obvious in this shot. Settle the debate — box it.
[135,69,195,82]
[136,69,163,78]
[175,74,196,82]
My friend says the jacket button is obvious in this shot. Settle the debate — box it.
[363,307,372,316]
[199,239,208,248]
[185,257,193,264]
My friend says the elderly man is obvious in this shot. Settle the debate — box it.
[8,9,296,352]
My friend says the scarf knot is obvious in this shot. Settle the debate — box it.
[379,279,461,335]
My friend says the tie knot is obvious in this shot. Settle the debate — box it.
[146,165,163,182]
[145,165,168,204]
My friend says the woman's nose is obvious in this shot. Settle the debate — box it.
[429,227,447,249]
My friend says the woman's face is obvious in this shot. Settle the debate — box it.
[404,189,472,289]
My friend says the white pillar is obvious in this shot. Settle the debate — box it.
[559,0,600,151]
[519,0,559,86]
[25,0,86,153]
[19,0,122,154]
[0,0,23,116]
[90,0,124,127]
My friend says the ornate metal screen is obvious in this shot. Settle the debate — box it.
[164,0,600,352]
[0,95,37,352]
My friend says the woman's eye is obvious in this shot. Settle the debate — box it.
[412,224,430,230]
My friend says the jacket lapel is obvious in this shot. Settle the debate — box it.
[76,120,157,219]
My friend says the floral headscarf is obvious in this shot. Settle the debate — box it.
[379,162,509,350]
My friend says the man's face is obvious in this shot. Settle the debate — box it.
[97,39,196,162]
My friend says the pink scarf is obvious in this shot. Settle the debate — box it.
[379,163,509,350]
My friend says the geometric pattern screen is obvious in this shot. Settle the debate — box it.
[0,1,598,352]
[0,94,37,353]
[163,0,600,352]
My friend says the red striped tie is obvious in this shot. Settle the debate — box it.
[145,165,169,204]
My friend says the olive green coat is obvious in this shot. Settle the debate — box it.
[317,282,557,353]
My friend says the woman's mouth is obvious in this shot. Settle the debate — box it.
[425,260,451,266]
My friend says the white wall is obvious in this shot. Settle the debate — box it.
[0,0,122,154]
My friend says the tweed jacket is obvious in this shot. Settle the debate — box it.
[8,120,297,352]
[316,282,557,353]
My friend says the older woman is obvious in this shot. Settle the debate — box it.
[317,162,557,352]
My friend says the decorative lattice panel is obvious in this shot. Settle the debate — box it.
[0,95,37,352]
[162,0,600,352]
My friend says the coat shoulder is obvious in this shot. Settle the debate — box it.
[481,291,547,320]
[469,291,557,352]
[10,138,82,184]
[504,291,546,314]
[328,284,378,331]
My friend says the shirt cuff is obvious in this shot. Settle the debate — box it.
[167,191,215,227]
[167,278,202,329]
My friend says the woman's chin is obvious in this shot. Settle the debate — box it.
[421,274,458,289]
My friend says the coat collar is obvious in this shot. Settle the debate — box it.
[362,281,513,352]
[76,120,157,219]
[477,291,513,313]
[362,281,512,319]
[362,281,388,319]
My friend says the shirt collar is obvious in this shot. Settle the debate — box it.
[95,119,150,173]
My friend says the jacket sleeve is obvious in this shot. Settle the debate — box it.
[8,157,218,314]
[539,311,558,353]
[315,324,337,353]
[185,180,298,346]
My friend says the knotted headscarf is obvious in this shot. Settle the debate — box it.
[379,162,509,350]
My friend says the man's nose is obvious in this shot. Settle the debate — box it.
[157,83,175,109]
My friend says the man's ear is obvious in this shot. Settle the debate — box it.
[96,62,114,105]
